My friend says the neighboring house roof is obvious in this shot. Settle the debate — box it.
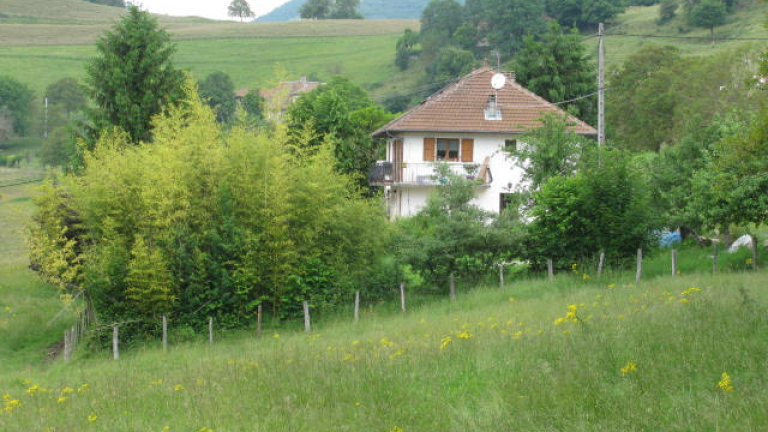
[373,68,597,138]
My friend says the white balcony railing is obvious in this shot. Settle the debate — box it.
[369,162,491,187]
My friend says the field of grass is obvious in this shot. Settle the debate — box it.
[0,266,765,431]
[585,2,768,69]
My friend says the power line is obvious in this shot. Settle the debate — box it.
[605,33,768,41]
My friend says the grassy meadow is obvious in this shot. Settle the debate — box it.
[0,265,766,431]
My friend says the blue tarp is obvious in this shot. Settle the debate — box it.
[659,231,682,247]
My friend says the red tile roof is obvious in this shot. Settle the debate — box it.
[373,68,597,138]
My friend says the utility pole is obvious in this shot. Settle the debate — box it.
[598,23,605,149]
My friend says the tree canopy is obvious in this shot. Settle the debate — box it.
[0,75,34,138]
[29,80,388,331]
[299,0,363,19]
[228,0,256,22]
[84,5,185,145]
[513,22,596,125]
[198,71,237,124]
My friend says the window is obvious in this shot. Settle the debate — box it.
[436,138,459,161]
[504,139,517,153]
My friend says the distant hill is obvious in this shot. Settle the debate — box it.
[258,0,464,22]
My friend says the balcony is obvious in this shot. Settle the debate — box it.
[369,161,491,187]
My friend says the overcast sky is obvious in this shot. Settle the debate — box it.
[135,0,289,21]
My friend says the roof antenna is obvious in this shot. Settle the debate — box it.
[490,50,501,70]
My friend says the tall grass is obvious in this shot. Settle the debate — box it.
[1,270,765,431]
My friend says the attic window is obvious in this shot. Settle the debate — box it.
[484,95,502,120]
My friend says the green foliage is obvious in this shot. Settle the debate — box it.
[425,46,476,90]
[300,0,332,19]
[395,29,420,70]
[330,0,363,19]
[299,0,362,19]
[45,78,86,119]
[688,0,727,35]
[0,75,34,137]
[513,22,596,125]
[607,45,762,151]
[527,149,656,266]
[514,113,595,192]
[286,76,394,189]
[465,0,547,58]
[658,0,678,24]
[646,115,748,232]
[198,71,237,124]
[28,80,388,333]
[240,90,265,121]
[84,5,185,145]
[227,0,255,22]
[545,0,626,30]
[607,45,681,151]
[396,164,526,289]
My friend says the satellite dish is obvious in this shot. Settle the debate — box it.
[491,73,506,90]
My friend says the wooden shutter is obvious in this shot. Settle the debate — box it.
[460,138,474,162]
[423,138,436,161]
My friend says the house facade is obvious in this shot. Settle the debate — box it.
[371,68,597,218]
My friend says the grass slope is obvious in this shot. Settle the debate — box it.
[0,270,765,431]
[0,32,405,95]
[586,3,768,69]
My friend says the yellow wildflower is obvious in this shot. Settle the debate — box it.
[273,333,280,338]
[161,427,171,432]
[718,372,733,392]
[508,297,516,302]
[620,361,637,375]
[678,298,689,304]
[380,337,394,348]
[174,384,184,392]
[57,396,68,403]
[88,414,98,422]
[582,273,590,281]
[390,427,404,432]
[440,336,452,350]
[457,331,472,339]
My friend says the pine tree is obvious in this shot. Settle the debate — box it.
[84,6,185,144]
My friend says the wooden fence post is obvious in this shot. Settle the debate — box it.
[303,300,311,333]
[751,235,758,270]
[671,249,678,277]
[256,304,262,339]
[112,325,119,360]
[400,283,406,314]
[449,273,456,301]
[597,252,605,278]
[162,315,168,352]
[208,317,213,345]
[547,259,554,281]
[713,243,718,274]
[635,248,643,284]
[499,264,505,290]
[64,329,71,362]
[354,291,360,323]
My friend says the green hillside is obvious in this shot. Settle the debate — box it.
[0,0,418,95]
[589,3,768,69]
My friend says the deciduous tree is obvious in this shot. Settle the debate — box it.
[228,0,256,22]
[198,71,237,124]
[0,75,34,138]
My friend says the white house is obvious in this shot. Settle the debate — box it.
[370,67,597,218]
